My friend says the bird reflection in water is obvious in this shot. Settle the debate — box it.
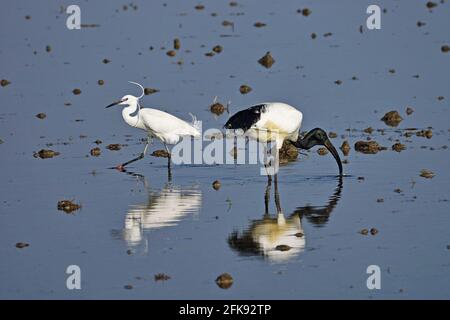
[228,176,343,263]
[114,170,202,249]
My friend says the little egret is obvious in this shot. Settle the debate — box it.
[106,82,201,171]
[224,102,343,180]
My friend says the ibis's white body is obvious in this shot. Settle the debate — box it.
[121,98,201,145]
[246,103,303,149]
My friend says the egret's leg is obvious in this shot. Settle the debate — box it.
[164,143,172,181]
[115,137,150,171]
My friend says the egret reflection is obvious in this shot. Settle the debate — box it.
[228,176,343,263]
[115,171,202,248]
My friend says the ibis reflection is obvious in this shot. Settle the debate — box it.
[228,177,343,263]
[118,171,202,247]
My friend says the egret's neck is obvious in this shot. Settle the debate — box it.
[121,101,141,128]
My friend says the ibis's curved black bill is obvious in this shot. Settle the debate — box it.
[324,139,343,177]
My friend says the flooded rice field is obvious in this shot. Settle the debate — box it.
[1,0,450,299]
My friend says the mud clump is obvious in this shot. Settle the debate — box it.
[354,141,385,154]
[98,80,104,86]
[299,8,311,16]
[334,80,342,85]
[215,273,233,289]
[154,273,171,281]
[36,113,46,119]
[363,127,373,134]
[212,180,221,190]
[210,102,225,115]
[16,242,29,249]
[392,143,406,152]
[57,200,81,214]
[420,169,435,179]
[174,38,180,50]
[72,88,81,95]
[328,132,337,138]
[381,111,403,127]
[426,2,437,9]
[275,245,291,251]
[124,284,133,290]
[340,141,350,156]
[416,129,433,139]
[151,150,169,158]
[406,107,414,115]
[359,229,369,235]
[442,45,450,53]
[1,79,11,87]
[34,149,60,159]
[279,140,298,163]
[258,51,275,68]
[102,58,110,64]
[106,144,121,151]
[212,45,223,54]
[90,147,101,157]
[239,85,252,94]
[195,4,205,10]
[254,22,266,28]
[317,147,328,156]
[370,228,379,236]
[166,50,176,57]
[144,88,159,95]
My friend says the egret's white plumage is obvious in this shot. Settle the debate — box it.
[106,82,200,171]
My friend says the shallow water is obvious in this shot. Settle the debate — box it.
[1,0,450,299]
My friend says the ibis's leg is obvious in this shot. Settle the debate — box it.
[264,178,272,217]
[263,145,272,183]
[115,137,150,171]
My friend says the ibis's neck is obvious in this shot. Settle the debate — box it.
[122,101,142,128]
[292,136,312,150]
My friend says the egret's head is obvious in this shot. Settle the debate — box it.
[105,81,145,109]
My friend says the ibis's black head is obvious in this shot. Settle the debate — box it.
[294,128,343,176]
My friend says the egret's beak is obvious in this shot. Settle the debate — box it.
[106,99,123,108]
[324,139,343,176]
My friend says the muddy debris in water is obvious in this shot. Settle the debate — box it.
[72,88,81,95]
[212,45,223,53]
[90,147,101,157]
[205,52,215,57]
[144,87,159,95]
[381,111,403,127]
[377,198,384,203]
[420,169,435,179]
[359,229,369,235]
[340,141,350,156]
[57,200,81,214]
[195,4,205,10]
[317,147,329,156]
[328,132,337,138]
[295,232,304,238]
[154,273,171,281]
[210,102,226,115]
[151,150,169,158]
[94,139,102,145]
[370,228,379,236]
[212,180,221,190]
[279,140,298,163]
[124,284,133,290]
[394,188,402,194]
[406,106,414,115]
[45,45,52,53]
[392,143,406,152]
[416,129,433,139]
[239,85,252,94]
[389,68,396,74]
[174,38,180,50]
[311,32,317,39]
[98,80,104,86]
[363,127,373,134]
[222,20,234,27]
[354,141,385,154]
[442,45,450,53]
[334,80,342,85]
[1,79,11,87]
[426,2,437,9]
[254,22,266,28]
[275,245,291,251]
[166,50,176,57]
[102,58,110,64]
[16,242,29,249]
[34,149,60,159]
[35,113,46,119]
[229,1,238,7]
[106,144,122,151]
[297,8,311,16]
[258,51,275,68]
[323,32,333,37]
[215,273,233,289]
